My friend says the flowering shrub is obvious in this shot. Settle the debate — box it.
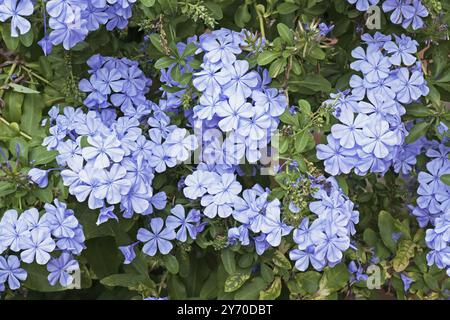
[0,0,449,300]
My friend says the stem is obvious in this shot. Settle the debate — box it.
[0,62,17,99]
[255,5,266,39]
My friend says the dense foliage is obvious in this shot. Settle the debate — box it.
[0,0,449,300]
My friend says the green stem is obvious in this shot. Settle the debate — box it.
[0,62,17,99]
[255,5,266,39]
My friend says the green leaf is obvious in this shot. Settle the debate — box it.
[149,34,164,53]
[277,3,299,14]
[154,56,176,69]
[295,131,310,153]
[259,277,281,300]
[100,274,154,289]
[234,277,266,300]
[82,237,120,278]
[1,23,19,50]
[378,211,397,253]
[221,248,236,275]
[234,4,251,28]
[319,264,349,293]
[269,58,287,78]
[140,0,156,7]
[9,83,40,94]
[257,50,281,66]
[441,174,450,186]
[272,250,291,269]
[291,74,331,92]
[30,147,57,165]
[309,47,326,60]
[163,255,179,274]
[405,104,432,117]
[277,23,293,45]
[296,271,321,294]
[392,239,416,273]
[0,181,16,197]
[224,271,251,293]
[405,122,430,144]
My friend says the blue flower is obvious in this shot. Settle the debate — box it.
[392,68,425,103]
[206,173,242,206]
[359,119,399,158]
[347,0,379,12]
[97,206,119,225]
[359,50,392,83]
[0,210,30,252]
[402,0,428,30]
[164,128,198,162]
[166,205,201,242]
[137,218,176,256]
[0,0,34,37]
[82,134,125,169]
[260,199,293,247]
[119,242,138,264]
[316,135,356,175]
[289,246,325,271]
[20,228,56,265]
[382,0,415,25]
[94,164,131,204]
[183,170,215,200]
[222,60,259,98]
[383,35,418,66]
[47,253,79,287]
[28,168,49,188]
[400,273,414,292]
[216,95,254,132]
[0,255,27,290]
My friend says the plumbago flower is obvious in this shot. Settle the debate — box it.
[0,0,137,51]
[347,0,429,31]
[0,200,85,290]
[42,54,201,261]
[317,32,428,176]
[407,141,450,276]
[289,176,359,271]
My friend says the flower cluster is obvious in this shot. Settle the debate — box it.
[289,176,359,271]
[0,200,85,291]
[317,32,429,176]
[408,141,450,276]
[347,0,429,30]
[43,55,198,226]
[0,0,136,53]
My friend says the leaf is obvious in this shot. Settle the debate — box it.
[269,58,287,78]
[234,277,266,300]
[154,56,176,69]
[272,250,291,269]
[221,248,236,275]
[392,240,416,272]
[9,83,40,94]
[4,92,24,123]
[277,23,293,44]
[257,50,281,66]
[100,274,153,289]
[0,181,16,197]
[442,174,450,186]
[29,147,57,165]
[1,23,19,50]
[224,271,251,293]
[149,34,164,53]
[167,275,187,299]
[200,271,218,299]
[259,277,281,300]
[162,255,179,274]
[319,264,349,293]
[277,3,299,14]
[140,0,156,7]
[378,211,397,253]
[295,131,310,153]
[234,4,251,28]
[291,74,331,92]
[82,237,120,278]
[406,104,432,117]
[405,121,430,144]
[309,47,326,60]
[296,271,321,294]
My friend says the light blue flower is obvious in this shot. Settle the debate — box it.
[137,218,176,256]
[28,168,49,188]
[0,255,27,290]
[166,205,201,242]
[20,228,56,265]
[0,0,34,37]
[47,253,79,287]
